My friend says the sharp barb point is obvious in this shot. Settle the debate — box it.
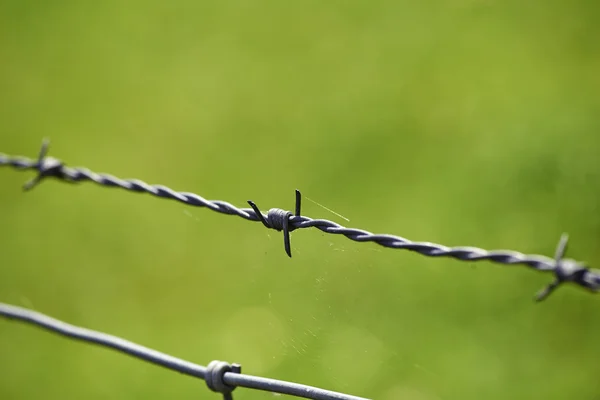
[22,177,38,192]
[38,139,50,161]
[1,142,596,299]
[295,189,302,217]
[247,201,270,229]
[554,233,569,261]
[283,217,292,258]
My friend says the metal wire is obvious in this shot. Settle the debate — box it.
[1,139,598,300]
[0,302,369,400]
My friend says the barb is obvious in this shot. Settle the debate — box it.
[0,302,369,400]
[1,140,599,300]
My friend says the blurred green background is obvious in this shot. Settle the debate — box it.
[1,1,599,399]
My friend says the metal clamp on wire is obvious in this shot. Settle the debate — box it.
[205,360,241,400]
[248,189,302,257]
[23,139,68,191]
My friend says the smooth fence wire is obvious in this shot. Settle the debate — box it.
[1,139,599,300]
[0,303,368,400]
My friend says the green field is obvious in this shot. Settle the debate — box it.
[1,1,599,399]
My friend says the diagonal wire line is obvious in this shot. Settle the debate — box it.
[0,302,370,400]
[0,139,599,300]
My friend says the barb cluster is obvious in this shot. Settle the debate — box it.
[0,302,368,400]
[1,139,598,300]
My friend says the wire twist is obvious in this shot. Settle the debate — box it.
[1,139,598,300]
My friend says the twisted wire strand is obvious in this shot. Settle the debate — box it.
[1,140,598,300]
[0,302,369,400]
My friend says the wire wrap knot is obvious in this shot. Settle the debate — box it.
[266,208,293,231]
[248,189,302,258]
[535,234,596,301]
[23,138,68,191]
[1,139,597,301]
[205,360,241,399]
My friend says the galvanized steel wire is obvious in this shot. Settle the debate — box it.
[0,303,368,400]
[1,139,598,399]
[1,139,598,301]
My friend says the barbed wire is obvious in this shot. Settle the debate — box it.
[0,139,598,301]
[0,302,369,400]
